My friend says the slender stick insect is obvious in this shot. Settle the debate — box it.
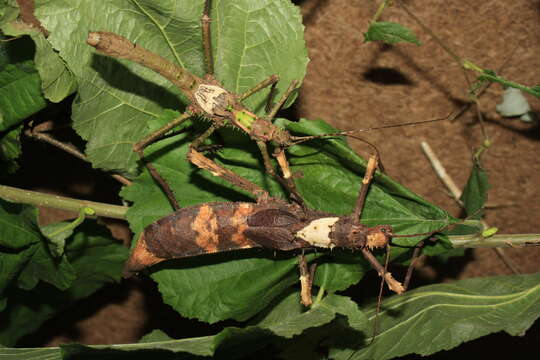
[86,0,447,211]
[86,0,306,209]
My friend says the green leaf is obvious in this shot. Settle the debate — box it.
[332,273,540,360]
[25,0,307,174]
[0,125,21,175]
[153,254,320,324]
[0,199,41,295]
[15,240,75,292]
[0,220,128,346]
[460,157,489,219]
[40,207,93,257]
[2,293,365,358]
[30,32,77,103]
[139,329,173,343]
[364,21,421,46]
[0,60,46,131]
[313,253,365,293]
[0,347,62,360]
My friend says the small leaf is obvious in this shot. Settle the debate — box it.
[460,157,489,219]
[364,21,421,46]
[481,227,498,238]
[0,125,21,175]
[30,32,77,103]
[40,206,92,257]
[138,329,173,343]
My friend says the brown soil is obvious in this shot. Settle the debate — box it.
[298,0,540,277]
[11,0,540,356]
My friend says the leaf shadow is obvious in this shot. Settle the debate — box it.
[149,247,297,273]
[89,54,185,111]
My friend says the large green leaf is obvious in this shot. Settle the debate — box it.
[0,292,366,358]
[20,0,307,174]
[332,273,540,360]
[0,220,128,346]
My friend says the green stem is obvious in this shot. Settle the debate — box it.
[0,185,128,220]
[45,207,94,237]
[397,0,463,67]
[371,0,391,23]
[313,286,326,307]
[449,233,540,248]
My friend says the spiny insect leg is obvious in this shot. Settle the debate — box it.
[238,74,280,103]
[201,0,214,76]
[256,141,306,208]
[351,155,378,224]
[188,148,270,202]
[133,112,192,211]
[361,248,405,294]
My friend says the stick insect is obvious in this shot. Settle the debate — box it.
[86,0,446,211]
[122,152,441,306]
[86,0,305,209]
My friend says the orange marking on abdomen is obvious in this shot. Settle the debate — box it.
[192,204,219,252]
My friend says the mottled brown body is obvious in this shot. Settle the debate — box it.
[123,200,393,277]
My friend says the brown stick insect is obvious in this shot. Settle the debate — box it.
[122,151,446,306]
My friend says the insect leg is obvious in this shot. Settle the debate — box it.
[201,0,214,76]
[265,80,299,122]
[402,239,425,291]
[351,155,378,224]
[188,148,270,201]
[298,253,314,306]
[256,141,306,207]
[361,248,404,294]
[239,74,280,102]
[133,112,193,211]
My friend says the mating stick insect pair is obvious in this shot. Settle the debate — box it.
[87,0,449,306]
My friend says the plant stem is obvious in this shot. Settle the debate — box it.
[0,184,128,220]
[25,128,132,186]
[449,233,540,248]
[371,0,391,23]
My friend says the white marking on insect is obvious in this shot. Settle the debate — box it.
[296,217,340,248]
[194,84,228,115]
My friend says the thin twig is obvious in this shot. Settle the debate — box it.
[25,128,132,186]
[0,184,128,220]
[420,141,521,274]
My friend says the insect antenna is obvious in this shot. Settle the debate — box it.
[288,111,456,147]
